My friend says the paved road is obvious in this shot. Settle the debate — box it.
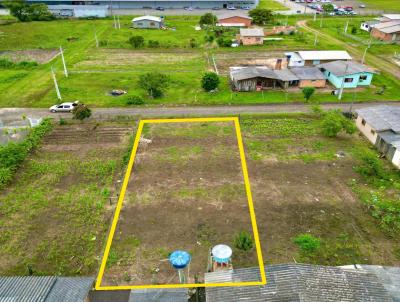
[1,102,399,124]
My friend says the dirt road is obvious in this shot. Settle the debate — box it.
[297,20,400,80]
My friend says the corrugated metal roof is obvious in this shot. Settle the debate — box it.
[290,67,326,80]
[240,28,264,37]
[205,264,394,302]
[0,276,56,302]
[297,50,352,61]
[382,14,400,20]
[129,288,188,302]
[374,20,400,34]
[230,67,298,82]
[317,60,375,76]
[0,276,93,302]
[132,15,162,22]
[356,105,400,133]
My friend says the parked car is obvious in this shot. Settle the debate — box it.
[359,4,366,8]
[184,6,193,10]
[212,6,221,10]
[241,5,250,9]
[49,101,79,113]
[227,5,236,9]
[155,6,165,10]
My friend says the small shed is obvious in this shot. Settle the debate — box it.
[132,15,164,29]
[318,60,375,88]
[230,67,298,91]
[238,28,265,45]
[290,67,326,88]
[217,14,252,27]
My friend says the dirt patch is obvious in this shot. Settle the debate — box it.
[0,49,59,64]
[101,122,258,286]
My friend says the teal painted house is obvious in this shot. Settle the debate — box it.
[318,61,375,89]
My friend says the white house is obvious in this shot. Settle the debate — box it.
[285,51,352,67]
[132,16,164,29]
[356,106,400,168]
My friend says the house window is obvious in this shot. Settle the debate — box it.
[344,78,353,83]
[361,119,366,126]
[327,72,330,76]
[359,75,368,81]
[371,129,376,135]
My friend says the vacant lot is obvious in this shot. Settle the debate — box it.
[0,121,134,275]
[101,121,258,286]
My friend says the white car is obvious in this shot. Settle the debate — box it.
[49,101,78,113]
[227,6,236,10]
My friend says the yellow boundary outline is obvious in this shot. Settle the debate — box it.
[95,116,266,290]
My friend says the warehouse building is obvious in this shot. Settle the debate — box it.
[26,0,258,9]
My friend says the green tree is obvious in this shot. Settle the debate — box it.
[201,72,220,91]
[322,3,334,13]
[216,36,232,47]
[3,0,27,21]
[128,35,144,48]
[302,87,315,101]
[3,0,54,21]
[72,104,91,121]
[321,110,356,137]
[249,8,273,25]
[138,72,169,98]
[199,13,217,27]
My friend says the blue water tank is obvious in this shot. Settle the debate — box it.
[169,250,191,269]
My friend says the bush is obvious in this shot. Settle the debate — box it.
[249,8,273,25]
[234,231,254,251]
[126,96,145,105]
[351,26,357,35]
[189,38,197,48]
[72,104,92,121]
[216,37,232,47]
[354,151,386,179]
[4,1,54,22]
[128,35,144,48]
[138,72,169,98]
[201,72,220,91]
[0,119,53,188]
[0,58,38,69]
[293,234,321,253]
[148,40,160,48]
[199,13,217,27]
[321,110,356,138]
[302,87,315,101]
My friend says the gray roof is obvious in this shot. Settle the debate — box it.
[374,20,400,34]
[290,67,326,80]
[205,264,396,302]
[0,276,93,302]
[318,60,375,76]
[240,28,264,37]
[129,288,188,302]
[230,67,298,82]
[356,105,400,133]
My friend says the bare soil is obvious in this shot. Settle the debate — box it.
[0,49,59,64]
[101,122,258,286]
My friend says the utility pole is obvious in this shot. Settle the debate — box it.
[314,33,318,46]
[313,12,317,22]
[95,32,99,48]
[117,15,121,29]
[344,20,349,34]
[59,46,68,78]
[51,67,62,101]
[361,39,372,64]
[338,63,349,101]
[113,15,117,28]
[320,13,324,28]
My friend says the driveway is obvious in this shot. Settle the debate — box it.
[1,102,399,123]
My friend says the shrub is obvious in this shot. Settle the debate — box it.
[293,234,321,252]
[99,40,108,47]
[72,104,92,121]
[0,58,38,69]
[354,151,386,179]
[199,13,217,27]
[128,35,144,48]
[205,34,215,43]
[0,58,14,68]
[249,8,273,25]
[0,119,53,188]
[321,110,356,138]
[234,231,254,251]
[351,26,357,35]
[189,38,197,48]
[148,40,160,48]
[4,1,54,22]
[302,87,315,101]
[216,37,232,47]
[138,72,169,98]
[59,118,67,125]
[201,72,220,91]
[126,96,145,105]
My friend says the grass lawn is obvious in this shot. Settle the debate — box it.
[257,0,289,10]
[360,0,400,12]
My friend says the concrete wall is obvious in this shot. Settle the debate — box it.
[392,149,400,168]
[322,71,373,89]
[355,116,378,144]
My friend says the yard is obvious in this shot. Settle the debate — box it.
[0,114,399,281]
[257,0,288,11]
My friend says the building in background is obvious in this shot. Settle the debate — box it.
[356,106,400,169]
[238,28,265,45]
[132,15,164,29]
[47,4,109,17]
[371,20,400,42]
[217,14,252,27]
[26,0,258,9]
[285,50,352,67]
[290,67,326,88]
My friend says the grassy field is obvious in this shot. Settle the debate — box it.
[257,0,289,10]
[0,16,400,107]
[361,0,400,12]
[1,114,399,278]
